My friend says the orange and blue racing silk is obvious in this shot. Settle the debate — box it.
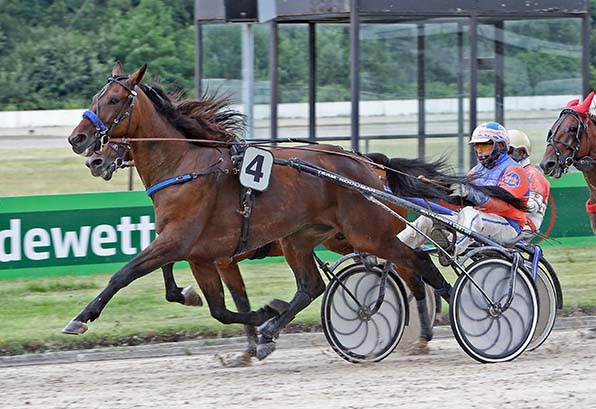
[466,154,530,232]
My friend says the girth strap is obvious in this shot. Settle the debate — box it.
[235,186,256,255]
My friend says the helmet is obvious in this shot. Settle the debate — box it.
[469,122,510,150]
[508,129,532,159]
[469,122,509,168]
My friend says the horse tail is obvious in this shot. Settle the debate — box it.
[365,152,527,211]
[383,156,458,200]
[472,185,528,212]
[364,152,391,167]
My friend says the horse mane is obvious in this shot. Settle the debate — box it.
[139,83,245,143]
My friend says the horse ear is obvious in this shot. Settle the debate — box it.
[112,61,123,77]
[576,91,595,114]
[130,64,147,87]
[566,98,580,108]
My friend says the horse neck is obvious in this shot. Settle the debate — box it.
[130,97,220,189]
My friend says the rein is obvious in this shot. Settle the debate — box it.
[109,136,448,190]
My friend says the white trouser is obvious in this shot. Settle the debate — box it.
[397,207,519,255]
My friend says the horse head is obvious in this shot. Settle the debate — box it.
[85,141,133,181]
[540,91,596,178]
[68,62,147,156]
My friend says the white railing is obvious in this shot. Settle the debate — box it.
[0,95,576,128]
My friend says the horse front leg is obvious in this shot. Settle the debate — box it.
[162,263,202,307]
[62,236,182,335]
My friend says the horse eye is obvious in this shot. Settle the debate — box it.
[108,97,119,105]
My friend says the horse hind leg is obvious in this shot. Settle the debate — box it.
[412,248,453,303]
[216,262,264,364]
[256,232,326,360]
[394,247,452,354]
[189,260,287,326]
[346,234,447,354]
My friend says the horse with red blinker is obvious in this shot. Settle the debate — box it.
[540,91,596,233]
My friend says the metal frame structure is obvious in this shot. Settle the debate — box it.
[195,0,590,164]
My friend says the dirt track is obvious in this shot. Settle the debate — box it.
[1,328,595,409]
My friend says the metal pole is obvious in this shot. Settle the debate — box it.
[457,21,465,174]
[469,14,478,167]
[308,23,317,142]
[417,23,426,159]
[242,23,255,139]
[582,10,590,96]
[128,168,134,191]
[350,0,360,152]
[495,21,505,125]
[270,21,279,143]
[194,21,202,99]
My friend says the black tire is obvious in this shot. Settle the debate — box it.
[526,265,558,351]
[450,258,538,363]
[537,257,563,310]
[321,262,407,363]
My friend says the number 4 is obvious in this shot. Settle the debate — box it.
[245,155,265,183]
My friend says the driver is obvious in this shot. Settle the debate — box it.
[508,129,550,232]
[397,122,530,259]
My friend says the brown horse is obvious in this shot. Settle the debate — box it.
[85,138,456,359]
[66,62,456,359]
[540,91,596,233]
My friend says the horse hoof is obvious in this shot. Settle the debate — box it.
[266,299,290,316]
[62,320,88,335]
[181,286,203,307]
[406,338,430,355]
[256,340,277,360]
[579,327,596,339]
[217,351,253,367]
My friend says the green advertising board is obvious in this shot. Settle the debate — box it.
[0,191,156,279]
[0,172,594,280]
[544,172,593,237]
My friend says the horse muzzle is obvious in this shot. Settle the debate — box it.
[69,132,100,156]
[85,156,115,181]
[539,158,562,179]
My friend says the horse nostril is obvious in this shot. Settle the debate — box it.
[69,133,87,146]
[540,160,556,173]
[86,157,104,169]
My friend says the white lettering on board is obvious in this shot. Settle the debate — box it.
[0,219,21,262]
[23,228,51,261]
[51,226,91,258]
[91,224,117,257]
[117,216,137,255]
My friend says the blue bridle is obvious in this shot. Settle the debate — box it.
[82,76,138,152]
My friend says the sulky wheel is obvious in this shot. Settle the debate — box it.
[450,258,538,363]
[321,262,407,363]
